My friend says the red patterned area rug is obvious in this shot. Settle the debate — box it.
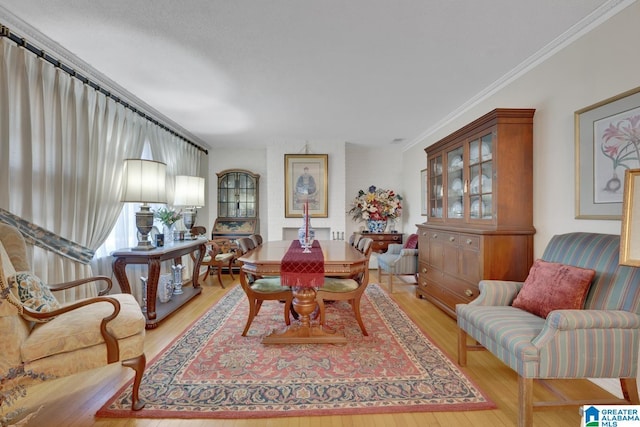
[97,284,495,419]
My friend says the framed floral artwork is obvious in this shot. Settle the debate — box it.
[284,154,328,218]
[575,86,640,219]
[620,169,640,266]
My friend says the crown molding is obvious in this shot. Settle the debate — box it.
[405,0,636,152]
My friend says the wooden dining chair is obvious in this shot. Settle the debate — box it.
[190,238,235,288]
[315,237,373,335]
[236,237,293,336]
[249,234,263,247]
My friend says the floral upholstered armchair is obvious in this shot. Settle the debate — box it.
[0,223,147,413]
[457,233,640,427]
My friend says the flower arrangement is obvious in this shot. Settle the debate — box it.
[348,185,402,222]
[154,207,182,226]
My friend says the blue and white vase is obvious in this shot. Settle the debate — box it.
[298,214,315,246]
[366,219,387,233]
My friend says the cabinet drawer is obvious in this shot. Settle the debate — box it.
[423,281,464,316]
[458,234,480,250]
[447,279,479,302]
[427,230,458,245]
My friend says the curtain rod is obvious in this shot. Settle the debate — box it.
[0,24,208,155]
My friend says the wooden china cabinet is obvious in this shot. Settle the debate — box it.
[212,169,260,244]
[416,108,536,318]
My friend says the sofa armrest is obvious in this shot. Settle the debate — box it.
[385,244,403,255]
[537,309,640,335]
[399,248,418,257]
[468,280,524,306]
[47,275,113,296]
[531,310,640,377]
[24,296,122,363]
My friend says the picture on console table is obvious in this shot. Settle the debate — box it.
[575,86,640,219]
[284,154,328,218]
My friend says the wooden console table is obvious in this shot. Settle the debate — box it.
[112,238,206,329]
[356,232,403,254]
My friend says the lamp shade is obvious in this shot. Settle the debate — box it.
[173,175,205,207]
[121,159,167,203]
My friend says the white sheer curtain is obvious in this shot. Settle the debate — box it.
[91,122,206,301]
[0,38,146,302]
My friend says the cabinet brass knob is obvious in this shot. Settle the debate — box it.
[449,236,455,242]
[464,289,473,297]
[422,267,427,273]
[432,233,438,239]
[466,239,473,245]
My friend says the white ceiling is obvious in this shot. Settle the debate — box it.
[0,0,626,150]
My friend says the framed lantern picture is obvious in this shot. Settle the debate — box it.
[284,154,328,218]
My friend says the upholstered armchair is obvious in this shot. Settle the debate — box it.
[0,223,146,411]
[376,233,418,293]
[457,233,640,427]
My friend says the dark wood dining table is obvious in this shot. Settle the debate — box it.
[237,240,367,344]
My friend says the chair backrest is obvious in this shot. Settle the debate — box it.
[191,226,207,237]
[0,223,34,369]
[0,222,31,272]
[348,233,356,246]
[249,234,263,246]
[541,232,640,313]
[237,237,256,254]
[357,237,373,259]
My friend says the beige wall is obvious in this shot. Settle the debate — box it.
[401,1,640,397]
[402,2,640,256]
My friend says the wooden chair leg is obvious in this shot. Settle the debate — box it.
[457,328,467,366]
[352,297,368,336]
[242,298,258,336]
[518,376,534,427]
[388,271,394,293]
[121,353,147,411]
[227,259,235,280]
[216,266,226,288]
[282,298,293,326]
[317,298,327,326]
[621,378,640,404]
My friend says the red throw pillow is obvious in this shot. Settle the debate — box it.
[512,259,595,318]
[403,234,418,249]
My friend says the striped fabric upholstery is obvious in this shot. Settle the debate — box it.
[542,233,640,313]
[457,232,640,379]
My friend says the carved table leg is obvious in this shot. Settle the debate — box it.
[262,287,347,345]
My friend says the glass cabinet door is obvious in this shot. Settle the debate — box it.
[428,154,443,219]
[446,146,464,219]
[467,133,493,220]
[217,170,259,218]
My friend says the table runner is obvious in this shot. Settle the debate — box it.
[281,240,324,287]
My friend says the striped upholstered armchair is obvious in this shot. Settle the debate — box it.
[457,233,640,427]
[376,233,418,293]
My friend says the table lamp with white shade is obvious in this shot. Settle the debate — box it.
[174,175,205,239]
[121,159,167,251]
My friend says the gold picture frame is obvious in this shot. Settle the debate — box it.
[620,169,640,267]
[575,86,640,219]
[284,154,328,218]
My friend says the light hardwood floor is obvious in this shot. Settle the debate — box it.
[7,271,617,426]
